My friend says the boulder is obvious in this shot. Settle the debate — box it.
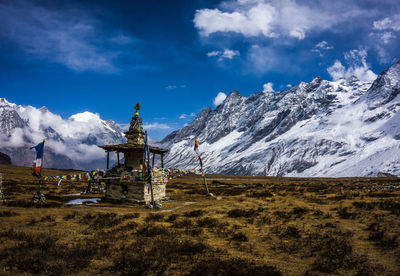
[0,152,11,165]
[377,172,398,178]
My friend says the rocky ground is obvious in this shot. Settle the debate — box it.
[0,164,399,275]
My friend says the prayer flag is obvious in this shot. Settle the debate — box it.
[194,138,204,174]
[31,140,45,177]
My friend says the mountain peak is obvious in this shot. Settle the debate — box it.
[228,90,241,98]
[0,98,16,108]
[39,106,49,113]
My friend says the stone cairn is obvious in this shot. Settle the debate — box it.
[31,180,46,203]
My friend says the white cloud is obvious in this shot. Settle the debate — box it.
[143,123,171,130]
[109,34,135,45]
[194,0,354,40]
[165,84,186,90]
[315,41,333,50]
[207,51,221,56]
[165,85,177,90]
[220,49,240,60]
[213,92,227,106]
[375,45,391,64]
[194,4,277,37]
[247,45,282,74]
[207,49,240,61]
[312,41,333,56]
[380,32,395,44]
[263,82,274,92]
[373,15,400,31]
[117,123,130,131]
[0,0,135,73]
[179,112,196,119]
[327,49,377,82]
[0,128,26,148]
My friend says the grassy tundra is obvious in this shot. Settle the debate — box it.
[0,164,399,275]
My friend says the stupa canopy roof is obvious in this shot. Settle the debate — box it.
[99,143,168,154]
[98,103,169,155]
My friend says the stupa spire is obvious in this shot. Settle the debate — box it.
[125,102,145,145]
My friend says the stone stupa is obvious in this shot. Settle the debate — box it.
[98,103,169,204]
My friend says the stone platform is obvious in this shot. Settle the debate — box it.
[105,168,168,204]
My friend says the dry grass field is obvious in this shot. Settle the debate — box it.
[0,163,400,275]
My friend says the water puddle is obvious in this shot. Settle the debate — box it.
[66,198,100,205]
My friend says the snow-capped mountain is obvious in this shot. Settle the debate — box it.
[161,60,400,177]
[0,98,126,170]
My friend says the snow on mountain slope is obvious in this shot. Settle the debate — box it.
[0,99,126,170]
[161,60,400,177]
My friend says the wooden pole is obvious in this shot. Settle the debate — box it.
[144,131,155,207]
[106,152,110,170]
[117,152,120,166]
[201,168,210,195]
[39,139,46,192]
[161,153,164,168]
[152,152,155,168]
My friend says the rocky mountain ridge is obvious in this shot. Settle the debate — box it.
[161,60,400,177]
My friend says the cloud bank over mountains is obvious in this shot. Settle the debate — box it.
[0,98,126,169]
[327,49,377,82]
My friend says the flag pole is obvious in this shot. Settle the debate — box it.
[144,131,155,207]
[38,139,46,192]
[201,167,210,196]
[194,139,211,196]
[32,139,46,203]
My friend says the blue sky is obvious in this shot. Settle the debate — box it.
[1,0,399,140]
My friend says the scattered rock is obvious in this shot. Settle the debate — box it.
[0,152,11,165]
[377,172,398,178]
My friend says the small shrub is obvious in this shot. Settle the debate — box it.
[292,207,309,218]
[282,226,301,238]
[378,199,400,215]
[230,232,249,242]
[63,212,78,220]
[197,217,221,228]
[273,211,291,220]
[367,222,399,249]
[172,219,192,228]
[337,207,357,219]
[40,215,55,222]
[136,225,169,237]
[247,190,274,198]
[166,214,178,222]
[0,210,18,217]
[184,210,205,217]
[145,213,164,222]
[311,236,353,273]
[122,213,140,219]
[352,201,376,210]
[228,208,258,218]
[189,258,282,275]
